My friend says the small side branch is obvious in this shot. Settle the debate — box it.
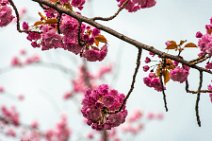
[185,80,212,94]
[159,58,168,112]
[57,13,62,34]
[77,21,86,47]
[189,55,210,65]
[92,0,129,21]
[8,0,25,33]
[110,48,142,114]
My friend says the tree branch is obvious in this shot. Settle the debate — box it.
[30,0,212,75]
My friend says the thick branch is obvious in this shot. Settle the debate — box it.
[31,0,212,75]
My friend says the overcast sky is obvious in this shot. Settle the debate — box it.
[0,0,212,141]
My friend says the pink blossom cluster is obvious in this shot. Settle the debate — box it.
[142,54,165,91]
[196,17,212,57]
[45,116,71,141]
[64,64,112,100]
[25,13,108,62]
[81,84,128,130]
[206,62,212,70]
[170,65,190,83]
[0,1,14,27]
[117,0,156,12]
[57,0,85,10]
[71,0,86,10]
[10,50,40,67]
[1,106,20,126]
[143,72,164,91]
[0,0,8,5]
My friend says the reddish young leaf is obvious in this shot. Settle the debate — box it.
[163,69,170,84]
[34,21,44,26]
[166,41,178,49]
[95,35,107,43]
[45,18,58,24]
[184,42,197,48]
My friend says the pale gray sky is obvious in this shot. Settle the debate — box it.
[0,0,212,141]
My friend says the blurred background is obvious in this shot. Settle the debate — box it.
[0,0,212,140]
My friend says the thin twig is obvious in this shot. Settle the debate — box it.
[189,55,210,65]
[159,58,168,112]
[185,80,212,94]
[195,71,203,127]
[109,48,142,114]
[92,0,129,21]
[8,0,26,33]
[77,21,86,47]
[57,13,62,34]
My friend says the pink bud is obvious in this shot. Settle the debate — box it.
[196,31,203,38]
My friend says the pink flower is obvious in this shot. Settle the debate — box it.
[41,30,64,50]
[170,67,189,83]
[1,106,20,126]
[197,18,212,57]
[0,86,4,93]
[6,129,16,137]
[63,35,82,54]
[60,14,79,37]
[60,0,69,4]
[45,116,71,141]
[206,62,212,70]
[82,45,108,62]
[198,34,212,56]
[87,133,94,139]
[128,110,143,122]
[0,6,14,27]
[63,92,73,100]
[22,21,29,30]
[196,31,203,38]
[143,65,149,72]
[143,73,164,91]
[145,57,151,63]
[11,56,22,67]
[81,84,128,130]
[0,0,8,5]
[71,0,86,10]
[117,0,156,12]
[26,32,41,41]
